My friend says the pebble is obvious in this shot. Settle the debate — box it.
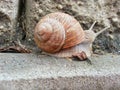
[57,4,63,9]
[112,17,119,22]
[0,26,4,29]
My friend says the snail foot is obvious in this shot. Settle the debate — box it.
[72,51,92,64]
[72,51,87,60]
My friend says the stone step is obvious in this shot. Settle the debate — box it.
[0,53,120,90]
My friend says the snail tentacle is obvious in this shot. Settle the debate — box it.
[88,21,96,31]
[95,26,110,36]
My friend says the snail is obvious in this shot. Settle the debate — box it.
[34,12,109,60]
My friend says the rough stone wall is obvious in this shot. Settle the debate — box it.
[0,0,19,47]
[0,0,120,54]
[25,0,120,54]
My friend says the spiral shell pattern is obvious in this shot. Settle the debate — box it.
[34,12,85,53]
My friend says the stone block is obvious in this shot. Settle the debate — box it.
[0,0,19,46]
[0,53,120,90]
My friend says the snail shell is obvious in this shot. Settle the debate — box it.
[34,12,85,54]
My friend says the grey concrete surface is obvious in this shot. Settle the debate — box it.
[0,53,120,90]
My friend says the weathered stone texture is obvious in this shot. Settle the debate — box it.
[0,0,19,46]
[25,0,120,53]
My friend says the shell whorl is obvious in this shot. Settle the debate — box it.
[34,12,85,53]
[34,18,65,53]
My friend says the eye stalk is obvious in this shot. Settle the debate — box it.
[95,26,110,36]
[84,21,110,43]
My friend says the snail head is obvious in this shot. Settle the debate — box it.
[84,21,110,43]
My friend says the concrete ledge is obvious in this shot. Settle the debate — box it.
[0,53,120,90]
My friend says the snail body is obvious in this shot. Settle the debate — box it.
[34,12,109,60]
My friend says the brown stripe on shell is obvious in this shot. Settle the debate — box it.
[41,12,85,49]
[34,12,85,54]
[62,22,85,49]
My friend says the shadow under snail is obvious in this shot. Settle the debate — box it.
[34,12,110,60]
